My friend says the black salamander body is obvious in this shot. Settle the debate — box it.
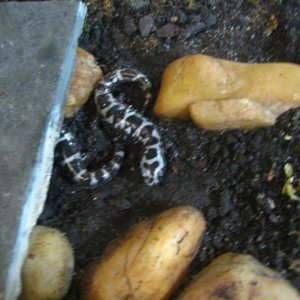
[56,123,124,187]
[95,69,166,186]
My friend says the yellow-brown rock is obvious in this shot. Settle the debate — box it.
[154,54,300,130]
[20,226,74,300]
[177,252,300,300]
[82,206,206,300]
[64,48,103,118]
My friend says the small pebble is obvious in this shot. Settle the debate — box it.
[157,23,180,38]
[139,15,154,38]
[267,197,276,209]
[205,13,217,27]
[170,16,178,23]
[123,15,137,36]
[123,0,149,11]
[284,134,292,140]
[179,22,206,40]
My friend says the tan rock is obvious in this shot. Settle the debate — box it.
[64,48,103,118]
[178,252,300,300]
[20,226,74,300]
[82,206,206,300]
[154,54,300,130]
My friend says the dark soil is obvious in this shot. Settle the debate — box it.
[39,0,300,298]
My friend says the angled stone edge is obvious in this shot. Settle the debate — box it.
[3,2,87,300]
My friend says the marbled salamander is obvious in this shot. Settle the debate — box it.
[56,123,124,187]
[95,69,166,186]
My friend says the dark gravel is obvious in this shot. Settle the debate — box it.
[39,0,300,298]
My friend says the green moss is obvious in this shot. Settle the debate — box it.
[282,163,300,201]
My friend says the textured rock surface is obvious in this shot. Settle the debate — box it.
[64,47,103,119]
[154,54,300,129]
[178,253,300,300]
[0,2,86,299]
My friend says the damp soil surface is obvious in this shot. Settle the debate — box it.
[39,0,300,298]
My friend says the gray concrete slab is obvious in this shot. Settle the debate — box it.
[0,1,86,299]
